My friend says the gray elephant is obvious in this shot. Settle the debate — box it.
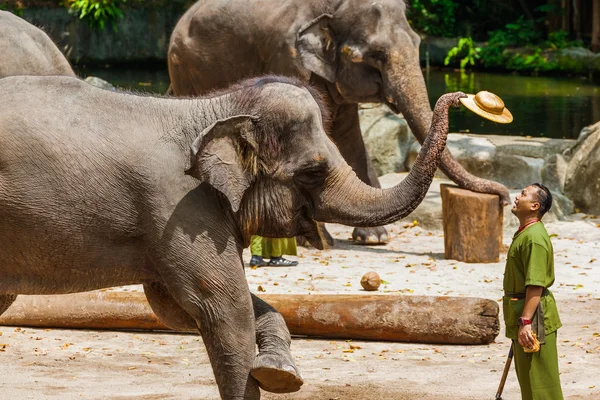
[0,72,465,399]
[0,10,75,78]
[168,0,510,245]
[0,13,300,395]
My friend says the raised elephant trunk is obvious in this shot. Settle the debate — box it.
[315,92,466,227]
[383,55,511,205]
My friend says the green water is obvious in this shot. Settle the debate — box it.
[426,70,600,139]
[74,66,599,139]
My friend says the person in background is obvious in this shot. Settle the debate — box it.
[503,183,563,400]
[250,236,299,266]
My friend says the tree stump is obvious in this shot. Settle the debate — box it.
[0,292,500,345]
[440,184,503,263]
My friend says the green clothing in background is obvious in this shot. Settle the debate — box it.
[251,236,297,259]
[513,331,563,400]
[503,222,562,339]
[503,222,563,400]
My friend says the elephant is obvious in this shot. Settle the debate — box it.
[167,0,511,245]
[0,72,466,399]
[0,13,300,395]
[0,10,75,78]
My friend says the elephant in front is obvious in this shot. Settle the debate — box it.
[0,12,303,395]
[0,10,75,78]
[0,73,466,399]
[168,0,510,245]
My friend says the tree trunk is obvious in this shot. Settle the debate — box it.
[0,292,500,345]
[561,0,571,33]
[441,185,503,263]
[573,0,582,41]
[593,0,600,52]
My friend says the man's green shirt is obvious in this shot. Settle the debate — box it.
[503,222,562,340]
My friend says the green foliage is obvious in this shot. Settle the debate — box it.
[64,0,126,31]
[444,37,480,70]
[546,31,584,50]
[407,0,459,38]
[0,2,25,16]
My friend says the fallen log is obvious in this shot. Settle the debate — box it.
[0,292,500,345]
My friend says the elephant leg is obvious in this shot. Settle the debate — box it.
[158,264,260,400]
[144,282,302,394]
[296,223,333,247]
[143,282,197,331]
[0,294,17,316]
[250,294,303,393]
[330,103,389,245]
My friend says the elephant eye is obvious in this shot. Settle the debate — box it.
[365,50,387,66]
[294,166,327,188]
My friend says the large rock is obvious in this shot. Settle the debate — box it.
[358,103,415,176]
[379,173,574,233]
[84,76,117,91]
[564,121,600,214]
[359,107,575,192]
[405,134,575,191]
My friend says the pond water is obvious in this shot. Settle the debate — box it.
[74,66,600,140]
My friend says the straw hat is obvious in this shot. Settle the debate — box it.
[459,91,513,124]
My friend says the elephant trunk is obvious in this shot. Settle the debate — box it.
[383,56,511,205]
[314,92,465,227]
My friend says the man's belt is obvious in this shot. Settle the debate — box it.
[504,290,548,344]
[504,288,550,299]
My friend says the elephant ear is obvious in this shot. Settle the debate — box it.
[296,14,336,83]
[185,115,259,212]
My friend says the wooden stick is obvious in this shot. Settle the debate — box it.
[0,292,500,344]
[495,343,514,399]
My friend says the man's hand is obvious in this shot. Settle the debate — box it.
[518,324,535,349]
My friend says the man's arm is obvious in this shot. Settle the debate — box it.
[518,285,544,348]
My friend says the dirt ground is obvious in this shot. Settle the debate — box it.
[1,216,599,399]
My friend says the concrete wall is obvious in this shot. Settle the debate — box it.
[19,7,184,64]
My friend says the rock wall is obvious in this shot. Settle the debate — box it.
[360,104,581,218]
[18,7,184,64]
[564,121,600,214]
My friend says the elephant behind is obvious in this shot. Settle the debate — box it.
[168,0,511,245]
[0,10,75,78]
[0,73,465,399]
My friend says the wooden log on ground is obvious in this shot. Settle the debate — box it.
[0,292,499,344]
[440,184,503,263]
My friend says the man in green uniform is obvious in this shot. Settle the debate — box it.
[250,236,299,266]
[503,183,563,400]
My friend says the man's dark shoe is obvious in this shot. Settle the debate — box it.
[250,255,270,267]
[267,257,298,266]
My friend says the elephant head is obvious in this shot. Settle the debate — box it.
[185,77,466,249]
[296,0,510,204]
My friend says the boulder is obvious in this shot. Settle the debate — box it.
[405,134,575,191]
[84,76,117,91]
[564,121,600,214]
[379,173,572,233]
[358,103,415,176]
[550,47,600,74]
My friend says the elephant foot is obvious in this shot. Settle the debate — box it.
[251,352,303,393]
[352,226,389,245]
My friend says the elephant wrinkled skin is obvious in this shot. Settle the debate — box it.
[0,74,463,399]
[168,0,510,245]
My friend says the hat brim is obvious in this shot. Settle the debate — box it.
[459,94,513,124]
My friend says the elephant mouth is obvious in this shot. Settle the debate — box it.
[384,98,401,114]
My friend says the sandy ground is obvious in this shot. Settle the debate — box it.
[0,215,599,399]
